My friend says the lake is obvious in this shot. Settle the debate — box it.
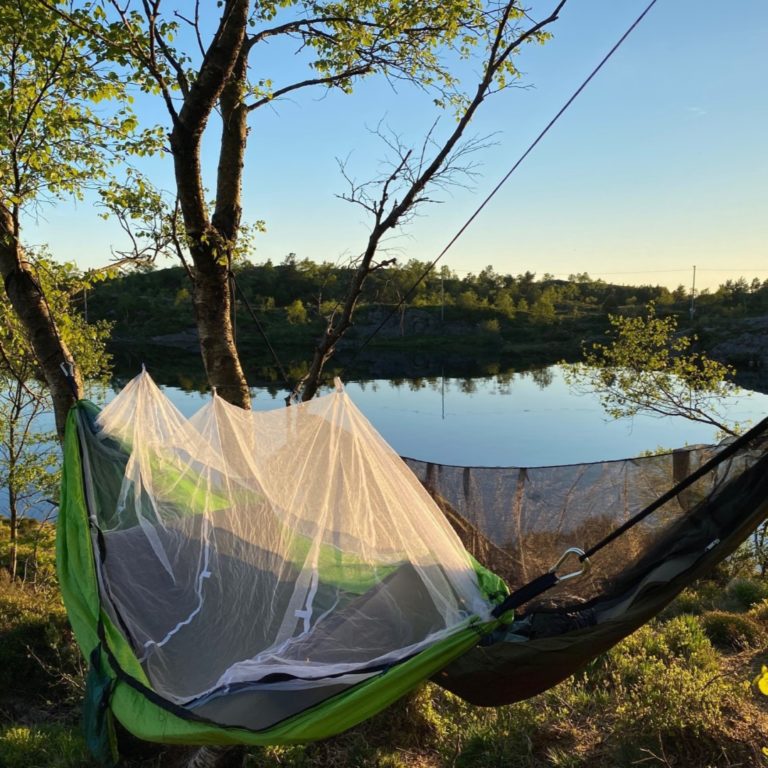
[3,364,768,521]
[153,364,768,467]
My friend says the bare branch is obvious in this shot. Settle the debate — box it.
[143,0,190,98]
[104,0,181,124]
[294,0,570,401]
[174,1,206,59]
[246,66,372,112]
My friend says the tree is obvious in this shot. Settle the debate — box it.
[285,298,308,325]
[54,0,569,405]
[562,303,740,436]
[0,256,111,580]
[493,289,516,318]
[530,288,557,325]
[0,0,157,435]
[0,373,57,581]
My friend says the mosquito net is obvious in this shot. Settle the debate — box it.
[405,430,768,613]
[77,371,492,725]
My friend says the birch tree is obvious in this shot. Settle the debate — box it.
[563,304,741,437]
[55,0,569,406]
[0,0,159,434]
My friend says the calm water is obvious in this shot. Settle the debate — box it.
[4,365,767,520]
[155,365,768,467]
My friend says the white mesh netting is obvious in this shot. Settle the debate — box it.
[81,371,491,708]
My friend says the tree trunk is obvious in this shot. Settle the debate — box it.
[169,122,250,408]
[8,486,17,581]
[0,204,83,438]
[190,253,250,407]
[166,0,251,409]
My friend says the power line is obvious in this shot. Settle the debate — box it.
[441,266,768,278]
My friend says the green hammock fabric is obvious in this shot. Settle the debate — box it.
[58,385,506,748]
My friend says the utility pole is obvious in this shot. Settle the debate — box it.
[689,265,696,320]
[440,273,445,325]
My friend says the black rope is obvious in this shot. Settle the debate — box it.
[229,271,293,392]
[581,415,768,562]
[354,0,660,356]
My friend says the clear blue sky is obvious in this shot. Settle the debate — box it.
[27,0,768,291]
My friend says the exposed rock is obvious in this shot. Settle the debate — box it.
[709,315,768,369]
[351,307,474,339]
[707,315,768,394]
[150,327,200,353]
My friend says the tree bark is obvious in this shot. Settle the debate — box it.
[189,251,250,407]
[167,0,251,409]
[0,203,83,438]
[8,485,17,581]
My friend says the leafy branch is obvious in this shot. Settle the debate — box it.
[562,303,742,438]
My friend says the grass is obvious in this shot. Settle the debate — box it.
[1,521,767,768]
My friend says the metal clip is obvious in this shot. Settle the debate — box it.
[549,547,590,583]
[59,360,75,378]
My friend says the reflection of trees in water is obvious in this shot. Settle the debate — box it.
[530,367,554,390]
[495,372,515,395]
[110,344,562,397]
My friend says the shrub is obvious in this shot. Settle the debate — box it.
[0,725,92,768]
[700,610,766,650]
[726,577,768,610]
[285,299,308,325]
[691,579,726,609]
[601,617,738,738]
[0,580,83,705]
[665,588,706,616]
[660,614,718,668]
[479,319,500,335]
[749,598,768,625]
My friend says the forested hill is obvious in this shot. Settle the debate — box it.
[83,258,768,377]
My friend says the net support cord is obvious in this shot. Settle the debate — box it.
[353,0,661,357]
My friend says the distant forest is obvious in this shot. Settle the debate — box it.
[84,255,768,340]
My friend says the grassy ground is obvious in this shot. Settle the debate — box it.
[1,520,767,768]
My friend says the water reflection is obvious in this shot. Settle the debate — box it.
[150,366,767,468]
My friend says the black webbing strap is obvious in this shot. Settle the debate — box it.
[491,572,558,618]
[581,415,768,562]
[60,360,78,399]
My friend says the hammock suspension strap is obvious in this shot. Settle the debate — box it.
[491,547,590,618]
[60,360,79,398]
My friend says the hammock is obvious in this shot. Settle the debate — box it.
[57,371,768,762]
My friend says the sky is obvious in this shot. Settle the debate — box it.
[25,0,768,292]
